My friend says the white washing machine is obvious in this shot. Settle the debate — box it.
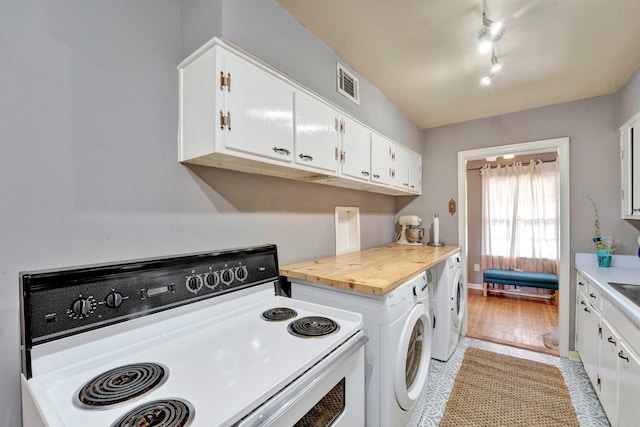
[290,270,434,427]
[432,253,465,362]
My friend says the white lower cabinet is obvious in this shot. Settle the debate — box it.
[618,342,640,427]
[600,319,619,427]
[575,289,600,390]
[575,271,640,427]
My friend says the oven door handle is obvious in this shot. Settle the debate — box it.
[235,330,368,427]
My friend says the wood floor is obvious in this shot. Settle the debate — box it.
[466,288,559,355]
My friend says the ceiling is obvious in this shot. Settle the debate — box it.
[276,0,640,129]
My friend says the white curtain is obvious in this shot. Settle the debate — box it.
[481,160,559,275]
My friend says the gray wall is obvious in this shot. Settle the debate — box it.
[0,0,421,423]
[618,66,640,127]
[408,94,640,351]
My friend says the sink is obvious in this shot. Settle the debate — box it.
[609,282,640,308]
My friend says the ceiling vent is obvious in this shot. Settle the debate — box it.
[336,63,360,105]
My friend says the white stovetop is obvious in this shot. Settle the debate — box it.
[24,284,363,427]
[575,253,640,326]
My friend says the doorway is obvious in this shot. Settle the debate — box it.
[456,137,570,357]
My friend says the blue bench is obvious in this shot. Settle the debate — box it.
[482,269,559,305]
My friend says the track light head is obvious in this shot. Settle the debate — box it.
[482,11,506,41]
[481,74,492,86]
[478,29,493,53]
[491,54,502,73]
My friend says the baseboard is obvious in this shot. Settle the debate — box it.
[467,282,483,290]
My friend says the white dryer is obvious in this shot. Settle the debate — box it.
[432,253,465,362]
[290,270,434,427]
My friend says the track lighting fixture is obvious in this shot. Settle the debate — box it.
[478,11,506,86]
[482,12,505,41]
[491,52,502,73]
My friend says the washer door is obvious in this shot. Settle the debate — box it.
[451,267,465,329]
[394,303,432,410]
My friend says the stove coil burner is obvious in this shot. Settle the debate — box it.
[261,307,298,321]
[288,316,339,337]
[75,363,168,409]
[110,398,194,427]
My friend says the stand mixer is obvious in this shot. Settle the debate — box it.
[396,215,424,245]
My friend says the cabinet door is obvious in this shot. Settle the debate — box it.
[618,342,640,427]
[409,151,422,194]
[620,117,640,219]
[600,319,619,426]
[340,116,371,181]
[576,296,600,391]
[293,92,339,173]
[370,133,392,185]
[392,144,410,190]
[632,120,640,216]
[221,51,294,162]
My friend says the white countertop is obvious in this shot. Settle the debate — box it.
[575,253,640,327]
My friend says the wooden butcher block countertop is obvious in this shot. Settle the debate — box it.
[280,244,461,296]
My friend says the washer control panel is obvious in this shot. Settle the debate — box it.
[21,245,279,345]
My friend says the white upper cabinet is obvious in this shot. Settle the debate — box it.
[409,151,422,194]
[392,144,411,191]
[370,133,393,185]
[339,115,371,182]
[221,52,294,162]
[178,38,421,196]
[620,115,640,219]
[293,91,339,173]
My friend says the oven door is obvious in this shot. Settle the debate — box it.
[237,331,367,427]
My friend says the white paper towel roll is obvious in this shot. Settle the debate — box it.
[434,215,439,243]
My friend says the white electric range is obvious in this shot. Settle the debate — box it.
[20,245,366,427]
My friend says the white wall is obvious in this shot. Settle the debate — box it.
[0,0,421,423]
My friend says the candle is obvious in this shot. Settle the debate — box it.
[433,214,439,244]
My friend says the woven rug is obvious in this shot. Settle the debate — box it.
[440,348,579,427]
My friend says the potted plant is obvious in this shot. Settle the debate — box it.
[588,195,613,267]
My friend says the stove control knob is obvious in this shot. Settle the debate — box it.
[71,298,92,316]
[186,274,203,294]
[203,271,220,289]
[220,268,234,286]
[235,265,248,282]
[105,292,123,308]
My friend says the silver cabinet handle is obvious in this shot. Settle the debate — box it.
[373,174,380,179]
[578,281,585,287]
[619,351,630,362]
[584,306,591,313]
[361,171,369,177]
[589,293,597,299]
[298,154,313,161]
[272,147,291,156]
[608,336,617,345]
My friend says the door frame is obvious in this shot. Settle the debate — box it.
[457,137,570,357]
